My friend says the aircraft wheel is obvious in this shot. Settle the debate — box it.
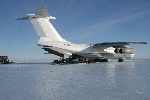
[2,61,7,64]
[118,59,124,62]
[2,61,5,64]
[102,59,108,62]
[94,58,102,62]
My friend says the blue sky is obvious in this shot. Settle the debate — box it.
[0,0,150,59]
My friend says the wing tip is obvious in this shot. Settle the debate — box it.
[139,42,147,44]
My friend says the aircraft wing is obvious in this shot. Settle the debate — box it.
[93,42,147,47]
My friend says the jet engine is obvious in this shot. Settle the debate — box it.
[114,48,120,53]
[115,48,135,54]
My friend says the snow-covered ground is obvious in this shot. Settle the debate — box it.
[0,60,150,100]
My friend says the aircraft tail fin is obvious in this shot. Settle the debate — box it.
[18,6,67,43]
[35,6,50,17]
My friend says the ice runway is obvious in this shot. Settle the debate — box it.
[0,60,150,100]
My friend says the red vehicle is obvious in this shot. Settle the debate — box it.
[0,56,10,64]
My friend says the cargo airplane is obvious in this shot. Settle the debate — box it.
[18,6,147,62]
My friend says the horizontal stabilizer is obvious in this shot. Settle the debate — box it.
[17,16,29,20]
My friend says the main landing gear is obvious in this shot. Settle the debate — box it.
[118,58,124,62]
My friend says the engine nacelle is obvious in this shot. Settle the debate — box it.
[119,48,135,54]
[114,48,120,53]
[114,48,135,54]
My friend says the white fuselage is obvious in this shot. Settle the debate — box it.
[37,41,135,59]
